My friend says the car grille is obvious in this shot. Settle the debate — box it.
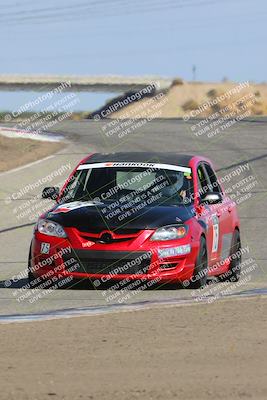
[77,227,141,234]
[80,234,133,244]
[63,250,151,275]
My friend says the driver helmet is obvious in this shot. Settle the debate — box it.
[160,170,184,197]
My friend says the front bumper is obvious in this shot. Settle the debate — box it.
[30,229,199,284]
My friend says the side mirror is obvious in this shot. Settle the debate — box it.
[200,192,222,205]
[42,187,59,200]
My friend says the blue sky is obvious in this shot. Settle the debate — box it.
[0,0,266,111]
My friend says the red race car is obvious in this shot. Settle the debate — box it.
[28,152,241,289]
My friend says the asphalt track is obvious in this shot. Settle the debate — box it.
[0,118,267,320]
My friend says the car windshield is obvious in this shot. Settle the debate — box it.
[61,166,193,207]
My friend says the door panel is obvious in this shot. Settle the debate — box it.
[196,164,220,266]
[202,163,234,263]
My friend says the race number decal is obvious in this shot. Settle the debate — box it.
[211,214,219,253]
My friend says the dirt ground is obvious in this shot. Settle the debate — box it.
[110,81,267,119]
[0,297,266,400]
[0,135,62,172]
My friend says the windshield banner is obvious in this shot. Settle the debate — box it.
[77,162,191,174]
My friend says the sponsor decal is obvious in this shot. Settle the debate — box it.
[82,241,95,248]
[51,201,100,214]
[40,242,50,254]
[211,214,219,253]
[77,162,192,174]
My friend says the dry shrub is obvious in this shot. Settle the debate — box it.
[171,77,183,86]
[251,101,267,115]
[182,99,199,111]
[206,89,222,98]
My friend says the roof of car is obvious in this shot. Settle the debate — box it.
[83,152,195,167]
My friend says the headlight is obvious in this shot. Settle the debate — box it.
[150,225,188,241]
[37,219,67,238]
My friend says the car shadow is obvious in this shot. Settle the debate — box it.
[76,280,186,291]
[0,278,211,291]
[0,278,29,289]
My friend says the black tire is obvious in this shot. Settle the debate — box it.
[218,230,241,282]
[188,236,208,289]
[28,259,39,288]
[60,278,92,290]
[28,268,38,288]
[27,244,41,288]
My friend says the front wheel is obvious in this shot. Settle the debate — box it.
[188,236,208,289]
[27,243,43,288]
[28,253,40,288]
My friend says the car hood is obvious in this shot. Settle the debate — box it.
[45,201,194,231]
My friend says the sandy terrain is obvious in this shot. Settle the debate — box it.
[110,81,267,119]
[0,297,266,400]
[0,135,62,172]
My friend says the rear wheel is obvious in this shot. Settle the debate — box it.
[219,230,241,282]
[188,236,208,289]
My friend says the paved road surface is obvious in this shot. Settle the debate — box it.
[0,118,266,317]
